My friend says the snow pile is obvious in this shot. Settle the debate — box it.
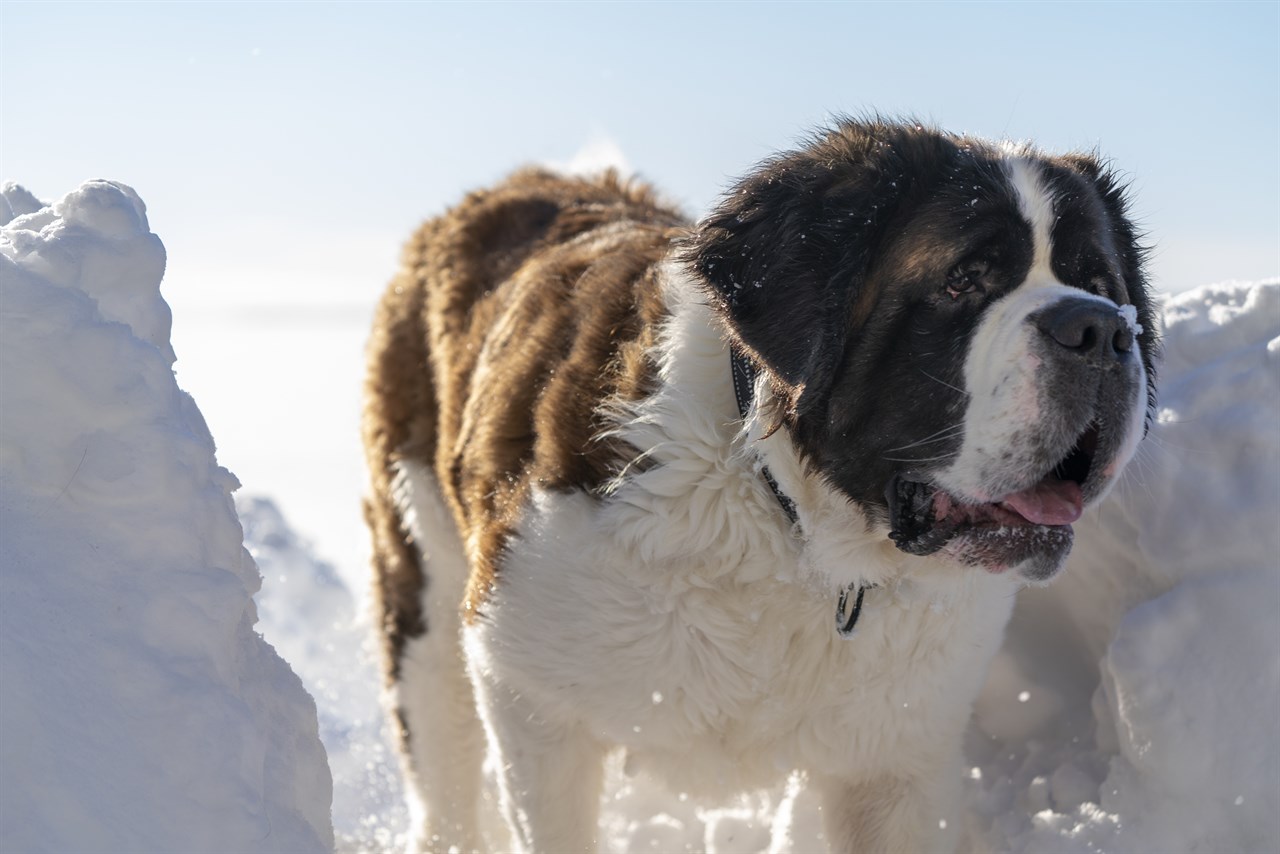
[0,182,333,852]
[241,496,408,852]
[967,280,1280,853]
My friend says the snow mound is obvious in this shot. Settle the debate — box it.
[968,280,1280,853]
[240,496,409,853]
[1095,568,1278,852]
[0,182,333,852]
[2,180,173,363]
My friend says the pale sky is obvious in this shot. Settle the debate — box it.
[5,0,1278,304]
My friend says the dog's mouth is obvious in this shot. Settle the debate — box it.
[886,423,1101,579]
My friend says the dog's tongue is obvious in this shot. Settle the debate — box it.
[1000,478,1083,525]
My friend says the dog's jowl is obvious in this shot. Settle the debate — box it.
[362,119,1156,853]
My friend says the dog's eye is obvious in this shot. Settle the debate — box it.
[945,259,990,299]
[1088,273,1116,297]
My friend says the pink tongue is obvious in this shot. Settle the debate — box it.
[1001,479,1084,525]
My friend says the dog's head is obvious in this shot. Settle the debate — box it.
[688,119,1157,583]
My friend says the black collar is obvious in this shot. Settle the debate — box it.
[729,349,798,524]
[729,346,868,637]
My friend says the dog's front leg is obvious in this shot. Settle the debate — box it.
[817,768,963,854]
[470,672,605,854]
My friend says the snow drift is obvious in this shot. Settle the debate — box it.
[966,280,1280,853]
[0,182,333,852]
[243,496,408,852]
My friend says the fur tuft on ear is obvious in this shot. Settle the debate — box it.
[682,118,956,419]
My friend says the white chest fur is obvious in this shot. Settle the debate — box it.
[468,488,1014,796]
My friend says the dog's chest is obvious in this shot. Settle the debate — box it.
[477,486,1013,790]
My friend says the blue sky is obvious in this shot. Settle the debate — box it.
[4,1,1277,300]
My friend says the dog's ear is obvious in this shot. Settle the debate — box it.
[686,120,941,419]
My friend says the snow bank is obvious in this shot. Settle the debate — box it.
[242,496,407,852]
[968,280,1280,853]
[0,182,333,852]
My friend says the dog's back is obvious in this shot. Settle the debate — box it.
[364,168,683,670]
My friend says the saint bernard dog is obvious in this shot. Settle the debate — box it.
[362,118,1157,853]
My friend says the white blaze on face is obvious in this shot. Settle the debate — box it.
[935,158,1140,504]
[1005,156,1056,284]
[941,282,1110,501]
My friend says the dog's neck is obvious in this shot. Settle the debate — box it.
[728,341,875,636]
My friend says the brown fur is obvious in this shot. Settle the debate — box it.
[362,168,686,679]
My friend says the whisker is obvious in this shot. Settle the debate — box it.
[884,423,965,453]
[881,451,959,464]
[1143,430,1216,457]
[918,369,968,396]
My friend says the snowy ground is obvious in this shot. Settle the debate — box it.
[2,180,1277,852]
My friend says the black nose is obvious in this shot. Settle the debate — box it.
[1036,297,1134,361]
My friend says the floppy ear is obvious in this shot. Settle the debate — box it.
[685,121,933,419]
